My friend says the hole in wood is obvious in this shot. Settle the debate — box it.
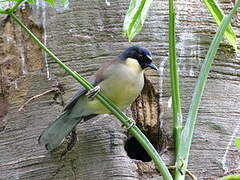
[130,76,166,153]
[124,136,151,162]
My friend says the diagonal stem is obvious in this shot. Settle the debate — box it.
[8,12,173,180]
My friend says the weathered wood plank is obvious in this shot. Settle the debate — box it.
[0,0,240,179]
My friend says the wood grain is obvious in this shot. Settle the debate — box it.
[0,0,240,179]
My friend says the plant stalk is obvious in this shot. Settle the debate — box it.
[7,12,173,180]
[168,0,183,177]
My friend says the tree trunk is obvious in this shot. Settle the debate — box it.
[0,0,240,179]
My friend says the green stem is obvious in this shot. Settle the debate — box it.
[8,12,173,180]
[175,1,240,179]
[168,0,183,174]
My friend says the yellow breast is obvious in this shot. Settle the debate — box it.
[87,59,144,114]
[125,58,142,73]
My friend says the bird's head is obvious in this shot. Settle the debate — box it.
[119,46,158,71]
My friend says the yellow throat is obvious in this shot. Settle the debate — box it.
[125,58,143,73]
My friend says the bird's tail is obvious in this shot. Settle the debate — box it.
[38,112,82,151]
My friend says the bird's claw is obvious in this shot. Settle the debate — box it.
[126,118,136,130]
[86,86,101,100]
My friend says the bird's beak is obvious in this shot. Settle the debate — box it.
[145,55,159,71]
[146,63,159,71]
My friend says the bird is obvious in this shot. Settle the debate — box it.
[39,46,158,152]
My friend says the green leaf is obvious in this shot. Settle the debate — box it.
[44,0,55,7]
[59,0,68,8]
[123,0,153,42]
[44,0,69,7]
[27,0,35,3]
[221,174,240,180]
[0,0,34,3]
[235,138,240,149]
[0,0,16,1]
[204,0,237,51]
[0,0,67,6]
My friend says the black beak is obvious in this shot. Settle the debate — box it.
[145,55,159,71]
[146,63,159,71]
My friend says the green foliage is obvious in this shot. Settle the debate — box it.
[59,0,68,7]
[44,0,69,7]
[123,0,153,42]
[221,174,240,180]
[0,0,35,3]
[44,0,55,6]
[0,0,68,7]
[27,0,35,3]
[0,0,22,2]
[235,138,240,149]
[204,0,237,51]
[0,0,16,1]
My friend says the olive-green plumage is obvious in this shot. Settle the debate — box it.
[39,46,158,151]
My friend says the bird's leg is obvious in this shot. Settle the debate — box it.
[86,86,101,100]
[127,118,136,129]
[122,118,136,130]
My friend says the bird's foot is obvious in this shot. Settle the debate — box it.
[86,86,100,100]
[122,118,136,130]
[127,118,136,129]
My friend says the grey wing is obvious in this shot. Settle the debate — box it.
[63,79,96,112]
[63,59,116,112]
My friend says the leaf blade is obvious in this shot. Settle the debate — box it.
[221,175,240,180]
[44,0,56,7]
[123,0,153,42]
[204,0,237,50]
[59,0,68,8]
[235,138,240,149]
